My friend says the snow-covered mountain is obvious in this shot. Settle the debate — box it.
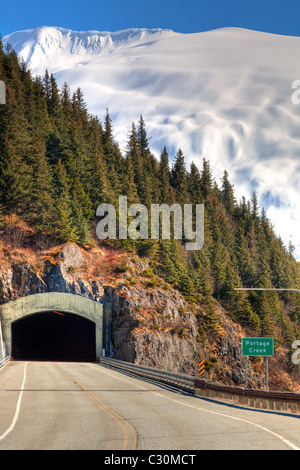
[3,26,300,258]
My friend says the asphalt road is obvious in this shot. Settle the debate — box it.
[0,361,299,451]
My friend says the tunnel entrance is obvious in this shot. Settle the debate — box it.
[11,311,96,361]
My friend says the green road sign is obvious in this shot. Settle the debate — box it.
[242,337,273,356]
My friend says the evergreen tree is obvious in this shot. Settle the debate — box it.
[70,194,92,245]
[102,108,123,194]
[28,133,55,233]
[189,161,203,204]
[126,122,145,198]
[158,146,175,204]
[137,115,150,158]
[200,158,213,199]
[123,154,140,205]
[171,148,189,204]
[0,134,30,214]
[43,69,51,106]
[48,72,60,118]
[220,170,236,213]
[191,250,213,297]
[251,190,260,220]
[52,160,77,243]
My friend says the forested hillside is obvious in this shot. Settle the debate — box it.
[0,38,300,352]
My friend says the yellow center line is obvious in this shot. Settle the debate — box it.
[55,363,137,450]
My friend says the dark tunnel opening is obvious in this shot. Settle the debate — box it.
[11,311,96,361]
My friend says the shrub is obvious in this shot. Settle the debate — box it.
[114,264,130,273]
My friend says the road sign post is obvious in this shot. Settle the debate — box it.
[242,337,274,390]
[198,359,205,377]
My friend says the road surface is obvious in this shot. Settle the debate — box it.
[0,361,299,450]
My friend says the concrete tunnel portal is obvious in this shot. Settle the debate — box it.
[0,293,104,362]
[11,311,96,361]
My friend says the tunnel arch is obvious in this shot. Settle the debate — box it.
[11,311,96,361]
[0,293,103,360]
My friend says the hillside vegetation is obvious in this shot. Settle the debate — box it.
[0,38,300,359]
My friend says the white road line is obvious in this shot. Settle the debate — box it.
[153,391,300,451]
[92,364,300,451]
[0,361,28,442]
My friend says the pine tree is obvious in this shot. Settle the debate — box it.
[29,75,51,138]
[234,226,256,286]
[102,108,123,193]
[70,195,92,245]
[211,237,230,294]
[48,73,60,118]
[89,148,113,206]
[0,134,30,214]
[259,295,278,338]
[28,133,55,233]
[189,161,203,204]
[126,122,144,197]
[43,70,51,106]
[192,250,213,297]
[60,82,72,117]
[200,158,213,199]
[171,148,189,204]
[137,115,150,158]
[123,154,140,205]
[52,160,77,243]
[251,190,259,220]
[158,147,175,204]
[220,170,236,213]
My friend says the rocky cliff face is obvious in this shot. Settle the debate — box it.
[0,242,298,391]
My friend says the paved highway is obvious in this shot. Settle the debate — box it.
[0,361,299,450]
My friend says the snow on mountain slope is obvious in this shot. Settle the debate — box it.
[3,26,300,258]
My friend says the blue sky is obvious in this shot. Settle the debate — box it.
[1,0,300,37]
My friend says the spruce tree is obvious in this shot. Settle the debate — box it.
[220,170,236,214]
[159,147,175,204]
[0,134,30,214]
[137,115,150,158]
[171,148,189,204]
[52,160,77,243]
[126,122,145,198]
[200,158,213,199]
[123,154,140,205]
[189,161,203,204]
[28,133,55,234]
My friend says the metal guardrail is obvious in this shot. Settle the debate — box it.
[195,378,300,404]
[99,357,195,392]
[195,378,300,414]
[0,356,9,368]
[98,357,300,413]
